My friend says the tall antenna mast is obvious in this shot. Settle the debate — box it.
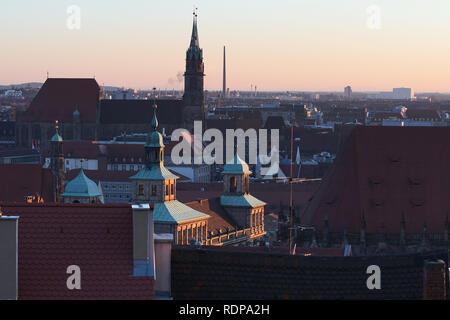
[289,124,294,255]
[223,46,227,98]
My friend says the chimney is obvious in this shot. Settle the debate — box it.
[132,204,155,277]
[0,212,19,300]
[154,233,173,299]
[423,260,447,300]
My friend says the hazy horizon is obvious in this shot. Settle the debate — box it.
[2,0,450,92]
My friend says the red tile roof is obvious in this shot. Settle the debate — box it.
[0,164,53,202]
[99,99,183,125]
[20,78,101,123]
[184,197,238,231]
[302,126,450,234]
[0,203,154,300]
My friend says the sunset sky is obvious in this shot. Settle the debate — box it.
[1,0,450,92]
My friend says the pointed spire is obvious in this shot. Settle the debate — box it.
[151,104,158,131]
[422,221,428,243]
[360,211,367,255]
[376,223,388,255]
[418,221,429,253]
[400,211,406,250]
[190,8,200,49]
[322,212,329,247]
[342,225,348,248]
[310,231,318,248]
[444,210,449,244]
[361,210,366,229]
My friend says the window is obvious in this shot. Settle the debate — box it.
[152,185,157,196]
[138,184,145,196]
[171,183,174,195]
[230,177,237,193]
[165,185,169,196]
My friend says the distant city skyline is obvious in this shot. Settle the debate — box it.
[1,0,450,92]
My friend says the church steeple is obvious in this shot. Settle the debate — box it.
[189,8,200,49]
[145,104,164,168]
[50,120,65,202]
[131,104,179,204]
[183,9,205,128]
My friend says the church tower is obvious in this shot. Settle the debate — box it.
[220,155,266,235]
[50,120,65,203]
[130,104,179,205]
[183,10,205,130]
[130,104,210,244]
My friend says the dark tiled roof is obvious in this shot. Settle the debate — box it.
[0,164,53,202]
[172,247,448,300]
[0,147,40,158]
[66,169,136,182]
[185,197,238,231]
[302,126,450,234]
[1,203,154,300]
[405,109,441,120]
[66,168,190,184]
[43,141,146,164]
[43,141,101,159]
[99,99,184,125]
[176,182,319,215]
[20,78,101,123]
[206,118,262,133]
[264,116,286,129]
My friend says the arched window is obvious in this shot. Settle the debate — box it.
[230,177,237,193]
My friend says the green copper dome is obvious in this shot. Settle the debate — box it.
[145,104,164,148]
[146,131,164,148]
[223,154,251,175]
[62,169,101,198]
[51,133,63,142]
[51,120,63,142]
